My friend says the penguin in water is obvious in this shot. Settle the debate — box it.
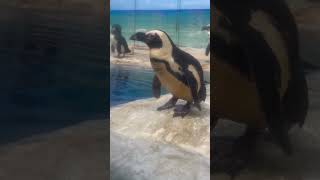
[110,24,131,58]
[202,24,210,56]
[130,30,206,117]
[212,0,309,176]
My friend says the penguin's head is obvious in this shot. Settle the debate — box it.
[111,24,122,35]
[201,24,210,31]
[130,30,172,49]
[212,9,235,44]
[130,30,174,58]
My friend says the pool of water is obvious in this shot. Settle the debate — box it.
[110,64,211,107]
[110,64,167,107]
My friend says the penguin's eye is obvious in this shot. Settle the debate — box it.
[146,34,154,41]
[145,34,162,48]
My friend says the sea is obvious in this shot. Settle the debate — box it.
[110,9,210,49]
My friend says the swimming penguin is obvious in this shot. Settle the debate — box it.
[201,24,210,56]
[130,30,206,117]
[212,0,308,176]
[110,24,131,58]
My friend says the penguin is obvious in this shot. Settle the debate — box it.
[201,24,210,56]
[130,30,206,117]
[212,0,309,176]
[110,24,131,58]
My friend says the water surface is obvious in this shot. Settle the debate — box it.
[110,64,168,107]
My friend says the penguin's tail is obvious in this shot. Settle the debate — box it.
[302,60,320,74]
[282,60,309,129]
[125,48,131,53]
[205,42,210,56]
[123,40,131,53]
[199,81,207,102]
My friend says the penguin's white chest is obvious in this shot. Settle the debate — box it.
[110,34,117,46]
[151,60,193,101]
[110,34,125,54]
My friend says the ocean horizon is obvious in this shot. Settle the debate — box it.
[110,9,210,48]
[110,8,210,11]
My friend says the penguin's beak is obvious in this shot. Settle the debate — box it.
[130,32,146,42]
[202,25,210,31]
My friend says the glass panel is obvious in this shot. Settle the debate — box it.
[179,0,210,49]
[134,0,179,47]
[110,0,135,47]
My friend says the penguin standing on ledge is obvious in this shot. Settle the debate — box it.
[110,24,131,58]
[212,0,308,176]
[202,24,210,56]
[130,30,206,117]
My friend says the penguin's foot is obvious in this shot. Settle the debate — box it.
[157,97,178,111]
[173,102,191,118]
[212,128,262,178]
[193,101,201,111]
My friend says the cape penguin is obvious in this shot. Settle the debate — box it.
[110,24,131,58]
[202,24,210,56]
[212,0,309,175]
[130,30,206,117]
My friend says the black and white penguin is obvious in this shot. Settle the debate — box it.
[212,0,309,176]
[201,24,210,56]
[110,24,131,57]
[130,30,206,117]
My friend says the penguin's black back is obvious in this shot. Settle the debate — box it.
[172,46,207,101]
[158,29,207,101]
[158,30,207,101]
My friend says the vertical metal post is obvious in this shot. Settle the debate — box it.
[176,0,181,47]
[133,0,137,54]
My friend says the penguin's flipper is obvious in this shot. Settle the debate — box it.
[205,42,210,56]
[184,69,201,110]
[120,36,131,53]
[152,75,161,98]
[238,26,292,154]
[124,42,131,53]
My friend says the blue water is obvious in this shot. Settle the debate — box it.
[110,65,167,107]
[110,9,210,48]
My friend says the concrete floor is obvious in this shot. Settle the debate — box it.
[0,120,108,180]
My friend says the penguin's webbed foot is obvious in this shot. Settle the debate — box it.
[173,102,191,118]
[157,97,178,111]
[212,128,262,178]
[194,101,201,111]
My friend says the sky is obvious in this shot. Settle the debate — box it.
[110,0,210,10]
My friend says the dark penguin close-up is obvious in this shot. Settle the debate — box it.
[130,30,206,117]
[110,24,131,58]
[212,0,309,177]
